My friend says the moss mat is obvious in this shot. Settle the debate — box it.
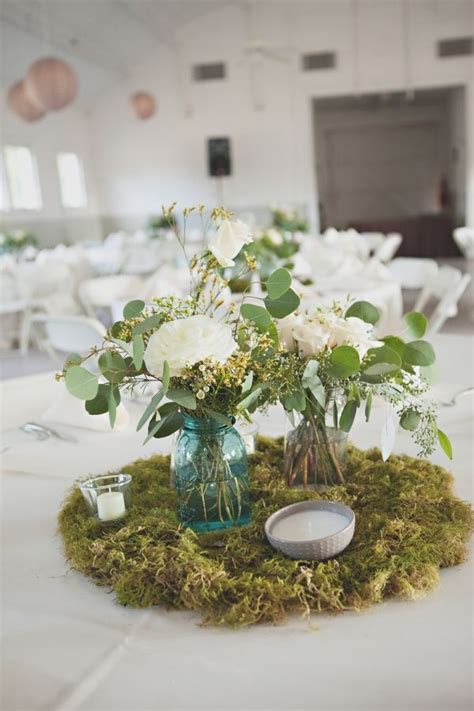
[58,438,472,627]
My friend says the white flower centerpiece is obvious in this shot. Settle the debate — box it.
[60,205,288,531]
[238,289,451,488]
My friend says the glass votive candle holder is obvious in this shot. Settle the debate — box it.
[77,473,132,523]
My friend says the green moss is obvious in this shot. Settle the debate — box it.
[58,437,472,627]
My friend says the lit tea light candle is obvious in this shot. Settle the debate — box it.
[97,491,126,522]
[271,510,349,541]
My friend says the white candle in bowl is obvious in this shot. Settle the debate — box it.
[97,491,126,522]
[271,510,349,541]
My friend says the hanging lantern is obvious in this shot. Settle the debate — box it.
[25,56,78,111]
[7,81,46,122]
[130,91,156,120]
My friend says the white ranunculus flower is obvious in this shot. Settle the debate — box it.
[208,219,253,267]
[144,314,237,377]
[330,316,382,356]
[276,313,303,351]
[292,318,332,357]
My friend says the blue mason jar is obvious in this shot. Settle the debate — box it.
[174,415,251,532]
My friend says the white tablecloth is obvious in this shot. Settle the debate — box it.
[1,335,473,711]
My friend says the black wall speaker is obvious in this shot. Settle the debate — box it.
[208,137,231,177]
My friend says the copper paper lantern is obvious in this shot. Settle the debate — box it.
[130,91,156,120]
[7,80,46,122]
[25,56,78,111]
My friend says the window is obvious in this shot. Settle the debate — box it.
[56,152,87,208]
[3,145,42,210]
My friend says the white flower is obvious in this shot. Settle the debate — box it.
[276,313,303,351]
[329,316,382,357]
[208,219,253,267]
[265,228,283,246]
[292,318,332,357]
[144,314,237,377]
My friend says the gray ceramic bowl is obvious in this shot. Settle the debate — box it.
[265,500,355,561]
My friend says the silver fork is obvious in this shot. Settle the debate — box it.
[20,422,78,443]
[439,387,474,408]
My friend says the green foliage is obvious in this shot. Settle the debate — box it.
[404,312,428,339]
[132,335,144,370]
[98,352,128,384]
[85,384,120,416]
[437,429,453,460]
[345,301,380,325]
[328,346,360,379]
[167,389,197,410]
[301,360,325,408]
[400,409,421,432]
[403,340,436,367]
[65,366,99,401]
[361,345,401,382]
[264,289,300,319]
[132,314,162,335]
[266,268,292,299]
[123,300,145,319]
[136,389,166,431]
[339,400,358,432]
[59,438,472,628]
[240,304,272,332]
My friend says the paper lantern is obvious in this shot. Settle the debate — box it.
[25,57,78,111]
[130,91,156,120]
[7,81,46,122]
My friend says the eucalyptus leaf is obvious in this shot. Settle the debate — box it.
[85,383,120,415]
[266,268,292,300]
[364,391,373,422]
[136,388,166,431]
[328,346,360,379]
[240,304,272,332]
[161,361,170,391]
[361,345,401,380]
[264,288,300,319]
[132,314,162,336]
[241,371,254,394]
[65,366,99,401]
[381,405,399,461]
[437,428,453,460]
[381,335,406,359]
[98,351,128,384]
[400,409,421,431]
[64,352,82,367]
[403,340,436,367]
[345,301,380,325]
[108,387,117,428]
[403,311,428,339]
[151,411,184,439]
[238,385,264,411]
[302,361,325,407]
[202,408,233,426]
[132,334,144,370]
[110,321,126,339]
[167,388,197,410]
[283,387,306,413]
[123,299,145,319]
[339,400,357,432]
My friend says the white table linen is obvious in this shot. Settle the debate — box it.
[1,335,473,711]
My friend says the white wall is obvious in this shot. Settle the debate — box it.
[87,0,474,232]
[0,24,102,246]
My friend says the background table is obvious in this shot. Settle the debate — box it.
[1,334,473,711]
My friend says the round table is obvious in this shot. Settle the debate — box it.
[1,335,472,711]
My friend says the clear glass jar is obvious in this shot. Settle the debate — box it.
[174,415,251,532]
[284,391,348,489]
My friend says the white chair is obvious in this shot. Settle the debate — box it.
[360,232,385,254]
[79,275,145,321]
[428,272,472,335]
[31,314,106,365]
[388,258,438,290]
[373,233,403,264]
[453,227,474,259]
